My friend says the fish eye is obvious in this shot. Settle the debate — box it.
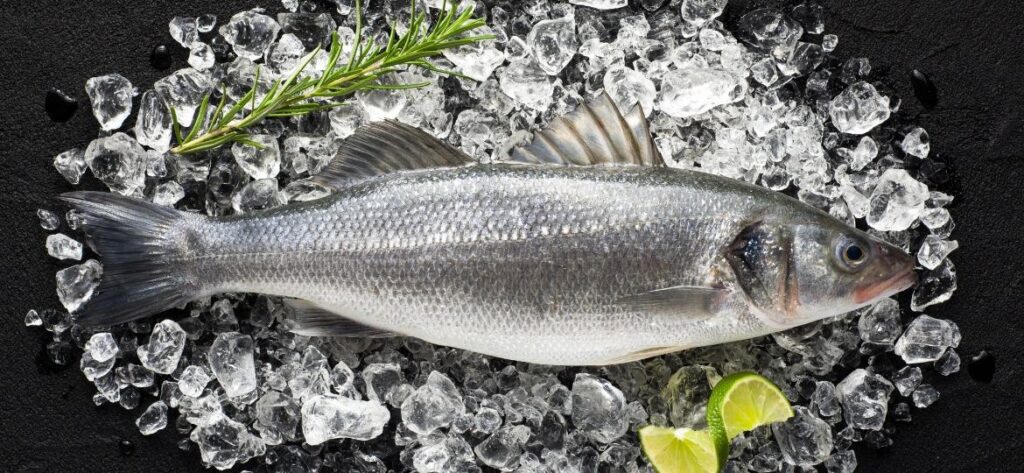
[834,236,869,271]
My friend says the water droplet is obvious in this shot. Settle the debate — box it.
[150,44,173,70]
[910,69,938,109]
[119,438,136,456]
[45,88,78,122]
[967,350,995,383]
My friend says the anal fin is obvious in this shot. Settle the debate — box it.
[282,299,396,338]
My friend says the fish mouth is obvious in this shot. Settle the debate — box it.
[853,266,917,304]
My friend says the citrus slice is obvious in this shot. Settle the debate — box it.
[706,371,794,442]
[638,425,721,473]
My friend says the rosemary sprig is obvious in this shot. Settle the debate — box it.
[169,0,491,155]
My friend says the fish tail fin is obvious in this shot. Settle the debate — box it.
[60,191,204,326]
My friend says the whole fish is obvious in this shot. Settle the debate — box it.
[63,94,915,366]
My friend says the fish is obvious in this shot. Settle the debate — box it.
[61,93,916,366]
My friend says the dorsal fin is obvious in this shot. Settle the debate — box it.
[508,92,664,167]
[310,120,474,190]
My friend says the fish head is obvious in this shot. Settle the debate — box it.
[726,216,916,328]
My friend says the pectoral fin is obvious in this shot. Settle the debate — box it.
[614,286,729,320]
[281,299,396,338]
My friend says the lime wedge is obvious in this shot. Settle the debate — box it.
[639,426,721,473]
[706,371,794,442]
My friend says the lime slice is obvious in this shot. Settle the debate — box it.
[706,371,794,442]
[639,426,721,473]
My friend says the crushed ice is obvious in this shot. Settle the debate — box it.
[31,1,961,471]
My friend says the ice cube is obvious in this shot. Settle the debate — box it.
[935,348,961,376]
[24,309,42,327]
[901,127,930,158]
[231,135,281,179]
[356,74,408,121]
[911,384,939,408]
[771,406,833,466]
[330,360,354,393]
[362,362,404,405]
[473,425,532,470]
[892,366,922,396]
[255,391,301,445]
[53,148,87,185]
[190,412,266,470]
[46,234,83,261]
[681,0,727,27]
[38,209,60,231]
[153,181,185,207]
[85,73,135,131]
[571,373,628,443]
[867,169,929,231]
[811,381,841,417]
[499,57,554,112]
[750,57,780,86]
[80,350,116,381]
[197,14,217,33]
[835,369,893,430]
[824,450,857,473]
[603,64,656,116]
[527,16,578,76]
[209,332,258,398]
[829,82,890,134]
[265,34,305,77]
[657,66,747,118]
[441,27,505,81]
[277,12,336,50]
[133,90,173,152]
[916,235,958,270]
[127,363,154,388]
[154,68,213,128]
[137,401,169,435]
[401,371,465,435]
[895,314,959,363]
[85,332,119,362]
[738,8,803,56]
[662,365,715,429]
[569,0,627,10]
[169,17,199,47]
[55,259,102,313]
[911,259,957,310]
[822,34,838,52]
[301,394,391,444]
[288,346,331,401]
[219,10,281,60]
[231,178,285,214]
[188,43,216,71]
[857,298,902,345]
[137,319,187,374]
[327,104,365,140]
[179,365,213,397]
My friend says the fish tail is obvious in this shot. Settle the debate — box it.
[60,191,204,326]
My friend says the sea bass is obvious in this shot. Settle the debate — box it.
[62,94,915,366]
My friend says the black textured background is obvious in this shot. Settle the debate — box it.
[1,1,1021,472]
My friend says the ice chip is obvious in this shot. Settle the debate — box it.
[24,309,42,327]
[662,365,715,429]
[231,135,281,179]
[46,234,83,261]
[892,366,922,396]
[401,371,465,435]
[822,34,838,52]
[85,133,147,195]
[188,43,216,71]
[473,425,532,469]
[301,394,391,444]
[219,10,281,60]
[255,391,301,444]
[824,450,857,473]
[209,332,258,397]
[137,320,187,374]
[895,314,959,364]
[134,90,173,152]
[154,68,213,127]
[356,74,408,121]
[829,82,890,134]
[811,381,841,418]
[80,350,116,381]
[190,412,266,470]
[179,365,213,397]
[362,363,404,405]
[55,259,102,313]
[835,369,893,430]
[327,104,365,140]
[153,181,186,207]
[169,17,199,47]
[265,33,305,77]
[137,401,169,435]
[857,298,902,345]
[571,373,628,443]
[330,360,354,393]
[569,0,627,10]
[85,332,119,362]
[197,14,217,33]
[441,27,505,81]
[911,384,939,408]
[901,127,930,158]
[681,0,727,27]
[603,64,656,116]
[527,16,578,76]
[750,57,780,86]
[38,209,60,231]
[935,348,961,376]
[771,406,833,466]
[231,178,285,214]
[277,12,336,50]
[911,259,957,310]
[658,66,747,118]
[867,169,929,231]
[85,73,135,131]
[53,148,87,185]
[499,57,554,112]
[916,235,958,270]
[738,8,803,56]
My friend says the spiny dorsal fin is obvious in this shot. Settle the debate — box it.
[282,299,396,338]
[310,120,474,190]
[508,92,664,167]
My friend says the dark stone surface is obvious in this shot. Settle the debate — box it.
[0,1,1022,472]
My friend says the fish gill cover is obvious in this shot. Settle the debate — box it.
[32,0,958,471]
